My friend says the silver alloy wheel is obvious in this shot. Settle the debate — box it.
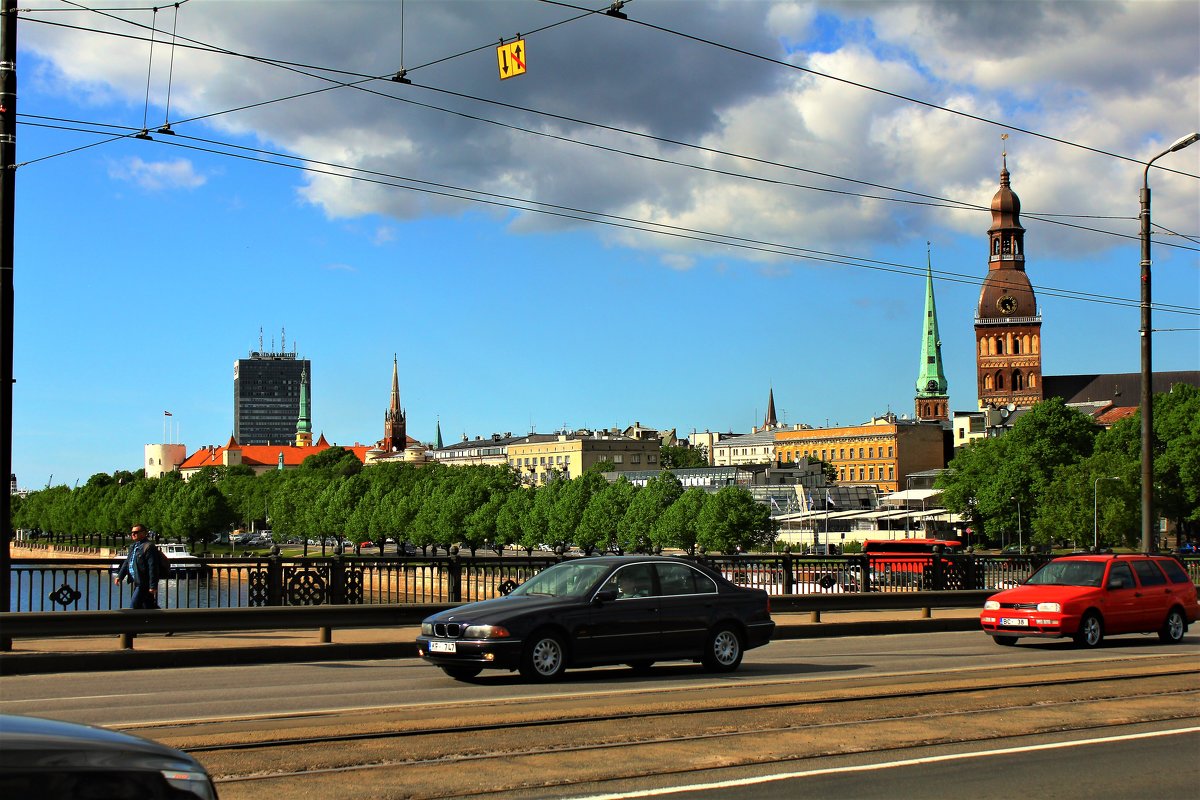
[1077,613,1103,647]
[1161,609,1185,643]
[530,636,564,676]
[712,629,740,666]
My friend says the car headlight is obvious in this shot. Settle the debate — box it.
[984,600,1000,610]
[1036,602,1061,613]
[421,623,434,636]
[464,624,511,639]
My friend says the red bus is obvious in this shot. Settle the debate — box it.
[863,538,965,590]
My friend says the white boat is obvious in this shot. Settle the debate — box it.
[111,543,203,576]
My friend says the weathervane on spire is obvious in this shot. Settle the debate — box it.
[1001,132,1009,167]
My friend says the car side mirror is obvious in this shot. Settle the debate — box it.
[594,590,618,604]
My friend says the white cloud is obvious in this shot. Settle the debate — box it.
[24,1,1199,265]
[107,157,206,191]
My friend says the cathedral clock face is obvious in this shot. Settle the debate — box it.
[926,380,939,392]
[997,295,1017,315]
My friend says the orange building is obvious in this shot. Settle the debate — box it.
[775,416,946,493]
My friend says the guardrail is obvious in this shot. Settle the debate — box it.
[0,590,993,652]
[8,551,1063,612]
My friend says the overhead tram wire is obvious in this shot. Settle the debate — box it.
[542,0,1200,181]
[18,113,1199,319]
[19,7,1188,251]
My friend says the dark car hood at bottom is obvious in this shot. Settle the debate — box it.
[0,714,205,772]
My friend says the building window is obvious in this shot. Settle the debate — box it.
[888,446,894,457]
[869,467,875,480]
[613,454,623,464]
[648,454,656,464]
[839,448,844,460]
[858,468,864,481]
[858,447,864,459]
[868,447,874,458]
[631,454,641,464]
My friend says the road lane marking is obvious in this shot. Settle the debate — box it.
[564,726,1200,800]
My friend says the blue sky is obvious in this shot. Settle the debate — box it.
[11,0,1199,489]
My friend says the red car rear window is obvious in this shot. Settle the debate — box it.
[1155,558,1190,584]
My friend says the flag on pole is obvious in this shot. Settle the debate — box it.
[826,490,838,508]
[164,411,172,416]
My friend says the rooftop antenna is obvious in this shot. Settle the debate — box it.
[281,326,287,353]
[258,327,263,352]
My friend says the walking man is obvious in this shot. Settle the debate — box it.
[113,524,161,609]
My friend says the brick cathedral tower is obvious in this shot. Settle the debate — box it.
[975,153,1043,409]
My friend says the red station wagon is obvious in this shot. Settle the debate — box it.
[980,554,1199,647]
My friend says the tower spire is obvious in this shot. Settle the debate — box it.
[380,354,407,452]
[915,244,949,421]
[763,386,778,429]
[294,366,313,446]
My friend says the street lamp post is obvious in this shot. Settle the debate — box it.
[1011,496,1022,554]
[1140,131,1200,554]
[1093,476,1121,551]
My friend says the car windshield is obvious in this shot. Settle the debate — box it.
[1025,560,1105,587]
[509,561,612,598]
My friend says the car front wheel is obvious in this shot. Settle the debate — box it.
[1158,608,1186,644]
[702,625,743,672]
[1073,612,1104,648]
[520,631,567,681]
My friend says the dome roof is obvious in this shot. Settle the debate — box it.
[989,157,1024,232]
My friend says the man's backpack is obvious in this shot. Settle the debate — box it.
[148,543,171,580]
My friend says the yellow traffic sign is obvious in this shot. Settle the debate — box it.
[497,39,527,80]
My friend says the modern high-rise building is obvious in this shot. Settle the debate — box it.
[233,339,311,447]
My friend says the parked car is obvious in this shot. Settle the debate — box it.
[979,553,1199,647]
[416,556,776,682]
[1177,542,1199,555]
[0,714,218,799]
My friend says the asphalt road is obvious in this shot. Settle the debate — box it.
[1,630,1196,799]
[0,628,1192,726]
[567,724,1200,800]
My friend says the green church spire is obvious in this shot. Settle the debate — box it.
[295,367,312,446]
[915,247,948,418]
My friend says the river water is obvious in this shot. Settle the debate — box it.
[9,566,249,612]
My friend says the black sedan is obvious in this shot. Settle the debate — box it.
[0,714,219,799]
[416,555,775,681]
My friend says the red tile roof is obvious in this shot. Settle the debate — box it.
[179,437,380,471]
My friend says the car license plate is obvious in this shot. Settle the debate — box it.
[1000,617,1029,626]
[429,641,457,653]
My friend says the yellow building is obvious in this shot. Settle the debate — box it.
[507,430,660,484]
[775,416,946,493]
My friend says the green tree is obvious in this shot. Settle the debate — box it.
[575,477,635,554]
[660,445,707,469]
[300,446,363,477]
[938,398,1100,545]
[696,486,772,553]
[651,487,709,553]
[496,488,534,552]
[618,470,683,553]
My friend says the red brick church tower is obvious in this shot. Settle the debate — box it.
[975,152,1044,409]
[378,355,407,452]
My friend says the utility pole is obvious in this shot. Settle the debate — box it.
[1,0,16,619]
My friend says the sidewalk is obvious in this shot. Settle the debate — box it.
[0,609,982,675]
